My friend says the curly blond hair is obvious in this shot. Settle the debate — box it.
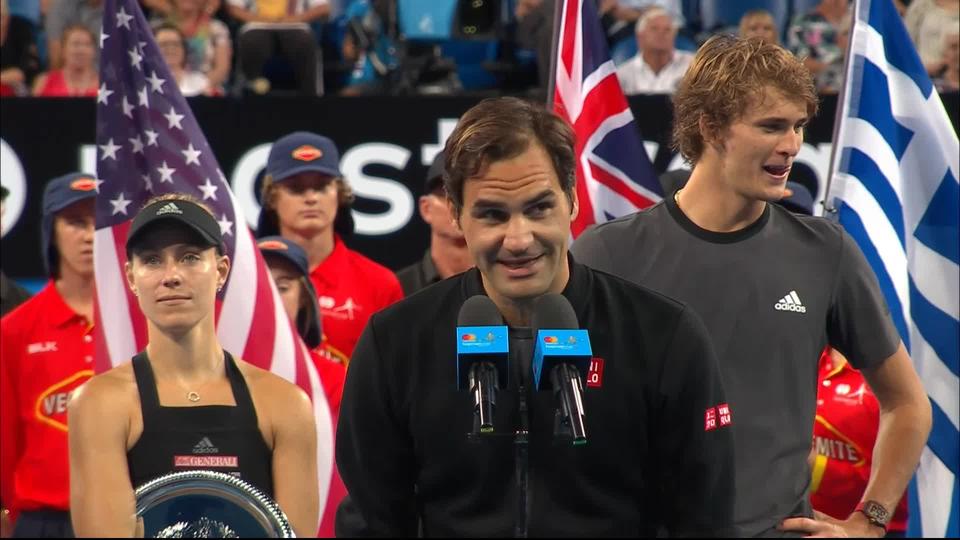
[672,35,818,164]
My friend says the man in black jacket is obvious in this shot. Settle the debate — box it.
[336,97,735,537]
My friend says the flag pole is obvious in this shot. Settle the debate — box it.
[546,0,564,108]
[821,0,863,214]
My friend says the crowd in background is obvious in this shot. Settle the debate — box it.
[1,0,957,98]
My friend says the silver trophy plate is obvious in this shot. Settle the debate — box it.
[135,470,294,538]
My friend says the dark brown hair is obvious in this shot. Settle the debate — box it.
[443,97,576,216]
[672,34,819,164]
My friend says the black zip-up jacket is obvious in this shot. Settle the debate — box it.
[336,258,735,537]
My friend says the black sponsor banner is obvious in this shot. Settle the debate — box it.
[2,93,958,279]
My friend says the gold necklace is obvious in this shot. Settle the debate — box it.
[173,351,226,403]
[674,188,682,208]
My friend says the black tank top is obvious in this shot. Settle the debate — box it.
[127,350,274,497]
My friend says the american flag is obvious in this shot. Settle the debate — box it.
[828,0,958,536]
[92,0,337,533]
[551,0,662,237]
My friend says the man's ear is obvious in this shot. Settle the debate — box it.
[569,188,579,221]
[699,114,725,153]
[418,195,432,224]
[447,198,462,230]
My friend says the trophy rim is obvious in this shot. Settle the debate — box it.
[134,470,294,538]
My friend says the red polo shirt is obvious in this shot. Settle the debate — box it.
[0,281,94,518]
[810,349,908,532]
[309,236,403,362]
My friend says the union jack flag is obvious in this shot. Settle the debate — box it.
[92,0,338,533]
[551,0,662,237]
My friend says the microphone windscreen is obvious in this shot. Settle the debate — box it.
[458,295,504,326]
[531,293,579,332]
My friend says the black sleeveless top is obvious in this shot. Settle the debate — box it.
[127,350,274,497]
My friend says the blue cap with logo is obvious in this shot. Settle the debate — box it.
[266,131,342,181]
[257,236,323,349]
[41,172,99,276]
[257,132,354,238]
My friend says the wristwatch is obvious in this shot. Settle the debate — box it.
[855,500,891,532]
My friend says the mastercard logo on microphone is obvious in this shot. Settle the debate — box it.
[543,336,558,344]
[461,334,477,342]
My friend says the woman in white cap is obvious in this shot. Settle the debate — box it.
[68,193,319,537]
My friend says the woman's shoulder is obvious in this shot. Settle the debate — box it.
[70,362,138,415]
[235,358,311,405]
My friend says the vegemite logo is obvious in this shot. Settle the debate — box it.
[34,370,94,432]
[292,145,323,161]
[543,336,558,344]
[70,177,98,191]
[462,333,477,342]
[258,240,288,251]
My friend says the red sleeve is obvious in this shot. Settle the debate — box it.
[378,270,404,311]
[0,315,23,513]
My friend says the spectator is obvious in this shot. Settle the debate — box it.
[141,0,220,18]
[1,173,97,538]
[338,0,396,96]
[738,9,780,44]
[44,0,101,71]
[32,23,98,97]
[153,22,216,96]
[154,0,231,92]
[934,31,959,92]
[512,0,553,92]
[226,0,329,95]
[599,0,685,53]
[811,348,910,537]
[616,7,693,95]
[0,0,41,96]
[395,151,473,296]
[787,0,849,82]
[257,131,403,363]
[815,12,851,94]
[905,0,960,76]
[0,185,31,316]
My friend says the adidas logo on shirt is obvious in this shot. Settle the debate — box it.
[774,290,806,313]
[193,436,219,454]
[155,202,183,216]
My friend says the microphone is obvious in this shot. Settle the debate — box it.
[531,294,592,446]
[456,295,509,436]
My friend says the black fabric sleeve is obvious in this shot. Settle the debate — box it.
[827,227,902,370]
[653,306,736,538]
[570,225,616,273]
[335,314,418,537]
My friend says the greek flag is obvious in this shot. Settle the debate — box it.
[828,0,959,536]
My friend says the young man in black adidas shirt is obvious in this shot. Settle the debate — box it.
[572,35,932,537]
[335,97,736,537]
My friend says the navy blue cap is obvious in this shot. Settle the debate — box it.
[778,181,815,216]
[266,131,342,182]
[425,151,445,194]
[257,132,354,238]
[41,172,98,276]
[258,236,323,349]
